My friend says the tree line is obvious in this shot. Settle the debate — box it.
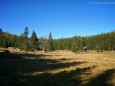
[53,31,115,52]
[0,27,115,52]
[0,27,53,52]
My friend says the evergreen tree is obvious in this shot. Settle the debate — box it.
[23,27,29,52]
[17,34,25,50]
[0,27,114,52]
[3,37,8,48]
[48,32,54,51]
[30,30,39,51]
[0,28,3,47]
[0,28,3,33]
[71,36,80,52]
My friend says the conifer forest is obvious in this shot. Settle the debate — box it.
[0,27,115,52]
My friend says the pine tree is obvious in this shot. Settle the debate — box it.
[48,32,54,51]
[30,30,39,51]
[71,37,80,52]
[18,34,25,50]
[0,28,3,33]
[3,37,8,48]
[23,27,29,52]
[0,28,3,47]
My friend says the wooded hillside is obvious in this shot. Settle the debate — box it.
[0,28,115,52]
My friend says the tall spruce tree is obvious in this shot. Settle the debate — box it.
[0,28,3,33]
[30,30,39,51]
[23,27,29,52]
[48,32,53,51]
[71,36,80,52]
[0,28,3,47]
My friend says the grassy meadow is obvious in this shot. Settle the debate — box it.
[0,50,115,86]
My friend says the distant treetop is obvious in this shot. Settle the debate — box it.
[0,28,3,33]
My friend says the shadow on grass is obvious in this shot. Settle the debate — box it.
[0,51,88,86]
[86,69,115,86]
[0,52,114,86]
[0,60,87,86]
[21,67,95,86]
[0,51,51,59]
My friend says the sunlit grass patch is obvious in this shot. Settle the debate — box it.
[0,50,115,86]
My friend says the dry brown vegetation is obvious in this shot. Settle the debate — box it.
[0,49,115,86]
[29,50,115,85]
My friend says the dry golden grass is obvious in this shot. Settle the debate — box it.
[1,49,114,86]
[29,50,115,85]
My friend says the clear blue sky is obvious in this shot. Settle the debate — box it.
[0,0,115,38]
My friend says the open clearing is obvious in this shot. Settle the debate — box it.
[0,50,115,86]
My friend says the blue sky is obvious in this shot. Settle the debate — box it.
[0,0,115,38]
